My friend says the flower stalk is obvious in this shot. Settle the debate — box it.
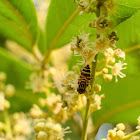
[81,5,100,140]
[3,110,12,136]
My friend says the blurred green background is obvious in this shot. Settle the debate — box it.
[0,0,140,139]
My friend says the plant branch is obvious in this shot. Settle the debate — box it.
[81,5,100,140]
[116,130,140,140]
[81,54,98,140]
[124,45,140,53]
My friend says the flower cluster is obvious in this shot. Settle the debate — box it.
[71,33,96,65]
[102,121,140,140]
[60,67,88,115]
[75,0,96,15]
[96,48,127,82]
[0,112,32,140]
[27,61,56,93]
[33,118,71,140]
[30,104,48,119]
[38,93,68,123]
[102,123,126,140]
[0,72,15,111]
[11,113,32,137]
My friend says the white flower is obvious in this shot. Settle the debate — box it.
[94,37,109,53]
[13,113,32,136]
[34,119,70,140]
[46,93,62,114]
[77,0,91,14]
[114,49,125,60]
[30,104,46,119]
[90,94,105,112]
[81,48,97,64]
[71,33,90,54]
[105,48,115,64]
[93,17,113,35]
[61,71,78,92]
[111,60,127,82]
[27,73,46,93]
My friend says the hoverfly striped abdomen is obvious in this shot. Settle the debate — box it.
[77,65,91,94]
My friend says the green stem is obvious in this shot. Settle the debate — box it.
[120,130,140,140]
[81,5,100,140]
[124,45,140,53]
[81,99,90,140]
[81,54,98,140]
[3,110,12,136]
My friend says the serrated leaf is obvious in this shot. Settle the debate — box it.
[0,0,38,51]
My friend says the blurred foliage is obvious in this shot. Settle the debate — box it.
[0,0,139,139]
[0,0,38,51]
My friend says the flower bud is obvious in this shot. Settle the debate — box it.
[45,122,54,132]
[34,119,46,126]
[34,122,45,132]
[103,74,113,82]
[4,100,10,109]
[108,129,116,138]
[0,72,6,82]
[116,130,125,139]
[116,123,125,131]
[102,68,108,74]
[5,84,15,98]
[93,84,101,93]
[38,98,46,107]
[37,131,48,140]
[49,67,56,75]
[52,124,62,133]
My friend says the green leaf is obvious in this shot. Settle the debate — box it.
[92,11,140,133]
[45,0,95,52]
[0,0,38,51]
[38,29,46,54]
[0,48,39,112]
[116,10,140,74]
[93,75,140,134]
[45,0,139,53]
[112,0,140,25]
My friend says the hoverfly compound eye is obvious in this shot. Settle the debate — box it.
[77,65,91,94]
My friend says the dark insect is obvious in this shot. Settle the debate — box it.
[108,31,119,42]
[77,65,91,94]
